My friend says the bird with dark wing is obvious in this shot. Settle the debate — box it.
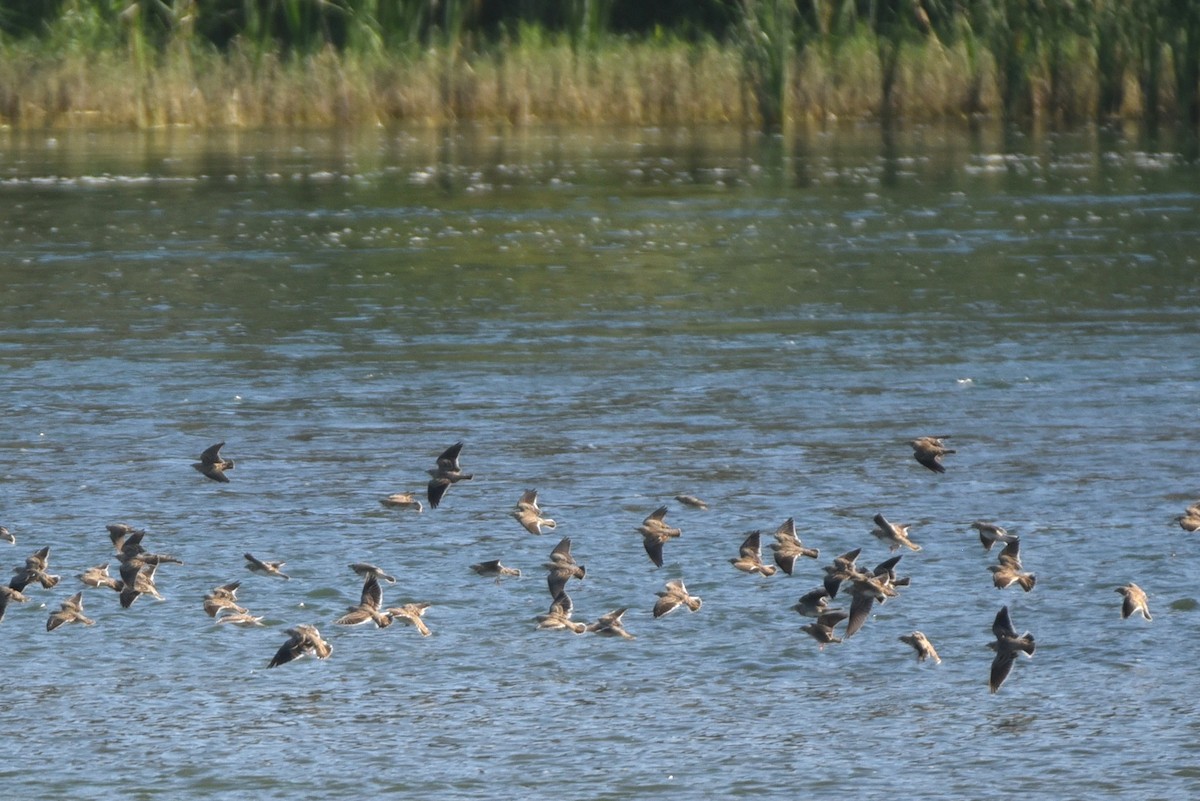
[638,506,682,568]
[193,441,234,482]
[335,575,392,628]
[244,552,290,580]
[1116,582,1151,621]
[769,517,819,575]
[988,605,1035,693]
[426,441,473,509]
[910,435,954,473]
[730,530,776,576]
[268,624,332,668]
[802,609,850,650]
[545,537,586,598]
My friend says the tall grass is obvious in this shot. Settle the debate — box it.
[738,0,795,130]
[0,1,1197,130]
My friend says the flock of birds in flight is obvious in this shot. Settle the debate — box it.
[0,436,1170,689]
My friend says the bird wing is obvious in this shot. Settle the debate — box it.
[199,442,226,466]
[845,593,875,638]
[427,477,451,509]
[738,530,762,558]
[992,605,1017,639]
[989,650,1016,693]
[435,442,464,471]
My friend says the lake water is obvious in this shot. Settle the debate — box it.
[1,123,1199,799]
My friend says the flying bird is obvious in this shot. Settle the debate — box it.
[587,608,635,639]
[47,592,95,631]
[469,559,521,578]
[335,575,393,628]
[791,587,836,618]
[387,603,432,636]
[244,552,290,580]
[638,506,682,568]
[989,538,1035,592]
[970,521,1017,551]
[426,441,472,509]
[674,495,709,510]
[10,545,60,592]
[769,517,819,575]
[1174,502,1200,532]
[871,513,921,552]
[78,563,122,592]
[910,436,954,473]
[1116,582,1151,621]
[536,592,587,633]
[349,562,397,584]
[821,547,864,599]
[512,490,556,535]
[652,579,702,618]
[193,441,234,482]
[545,537,586,598]
[899,631,941,663]
[0,586,30,623]
[801,609,850,650]
[380,493,424,513]
[203,581,247,618]
[844,572,897,638]
[268,624,332,668]
[118,559,165,608]
[731,530,777,576]
[988,605,1035,693]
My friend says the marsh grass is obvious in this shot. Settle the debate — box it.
[0,11,1194,130]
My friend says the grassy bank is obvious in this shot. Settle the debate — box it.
[0,2,1196,131]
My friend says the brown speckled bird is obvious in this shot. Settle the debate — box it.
[536,592,586,633]
[587,607,635,639]
[731,530,777,576]
[47,592,95,631]
[380,492,424,513]
[899,630,941,663]
[871,513,921,552]
[545,537,586,598]
[268,624,332,668]
[244,552,290,580]
[652,579,702,618]
[512,490,557,535]
[769,517,820,575]
[335,575,392,628]
[639,506,682,568]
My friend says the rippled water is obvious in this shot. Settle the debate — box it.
[2,124,1199,799]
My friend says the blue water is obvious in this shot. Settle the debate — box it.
[1,124,1199,799]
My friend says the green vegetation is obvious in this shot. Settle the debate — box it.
[0,1,1196,130]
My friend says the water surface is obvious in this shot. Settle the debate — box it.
[1,124,1199,799]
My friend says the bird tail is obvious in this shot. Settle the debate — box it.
[1017,574,1036,592]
